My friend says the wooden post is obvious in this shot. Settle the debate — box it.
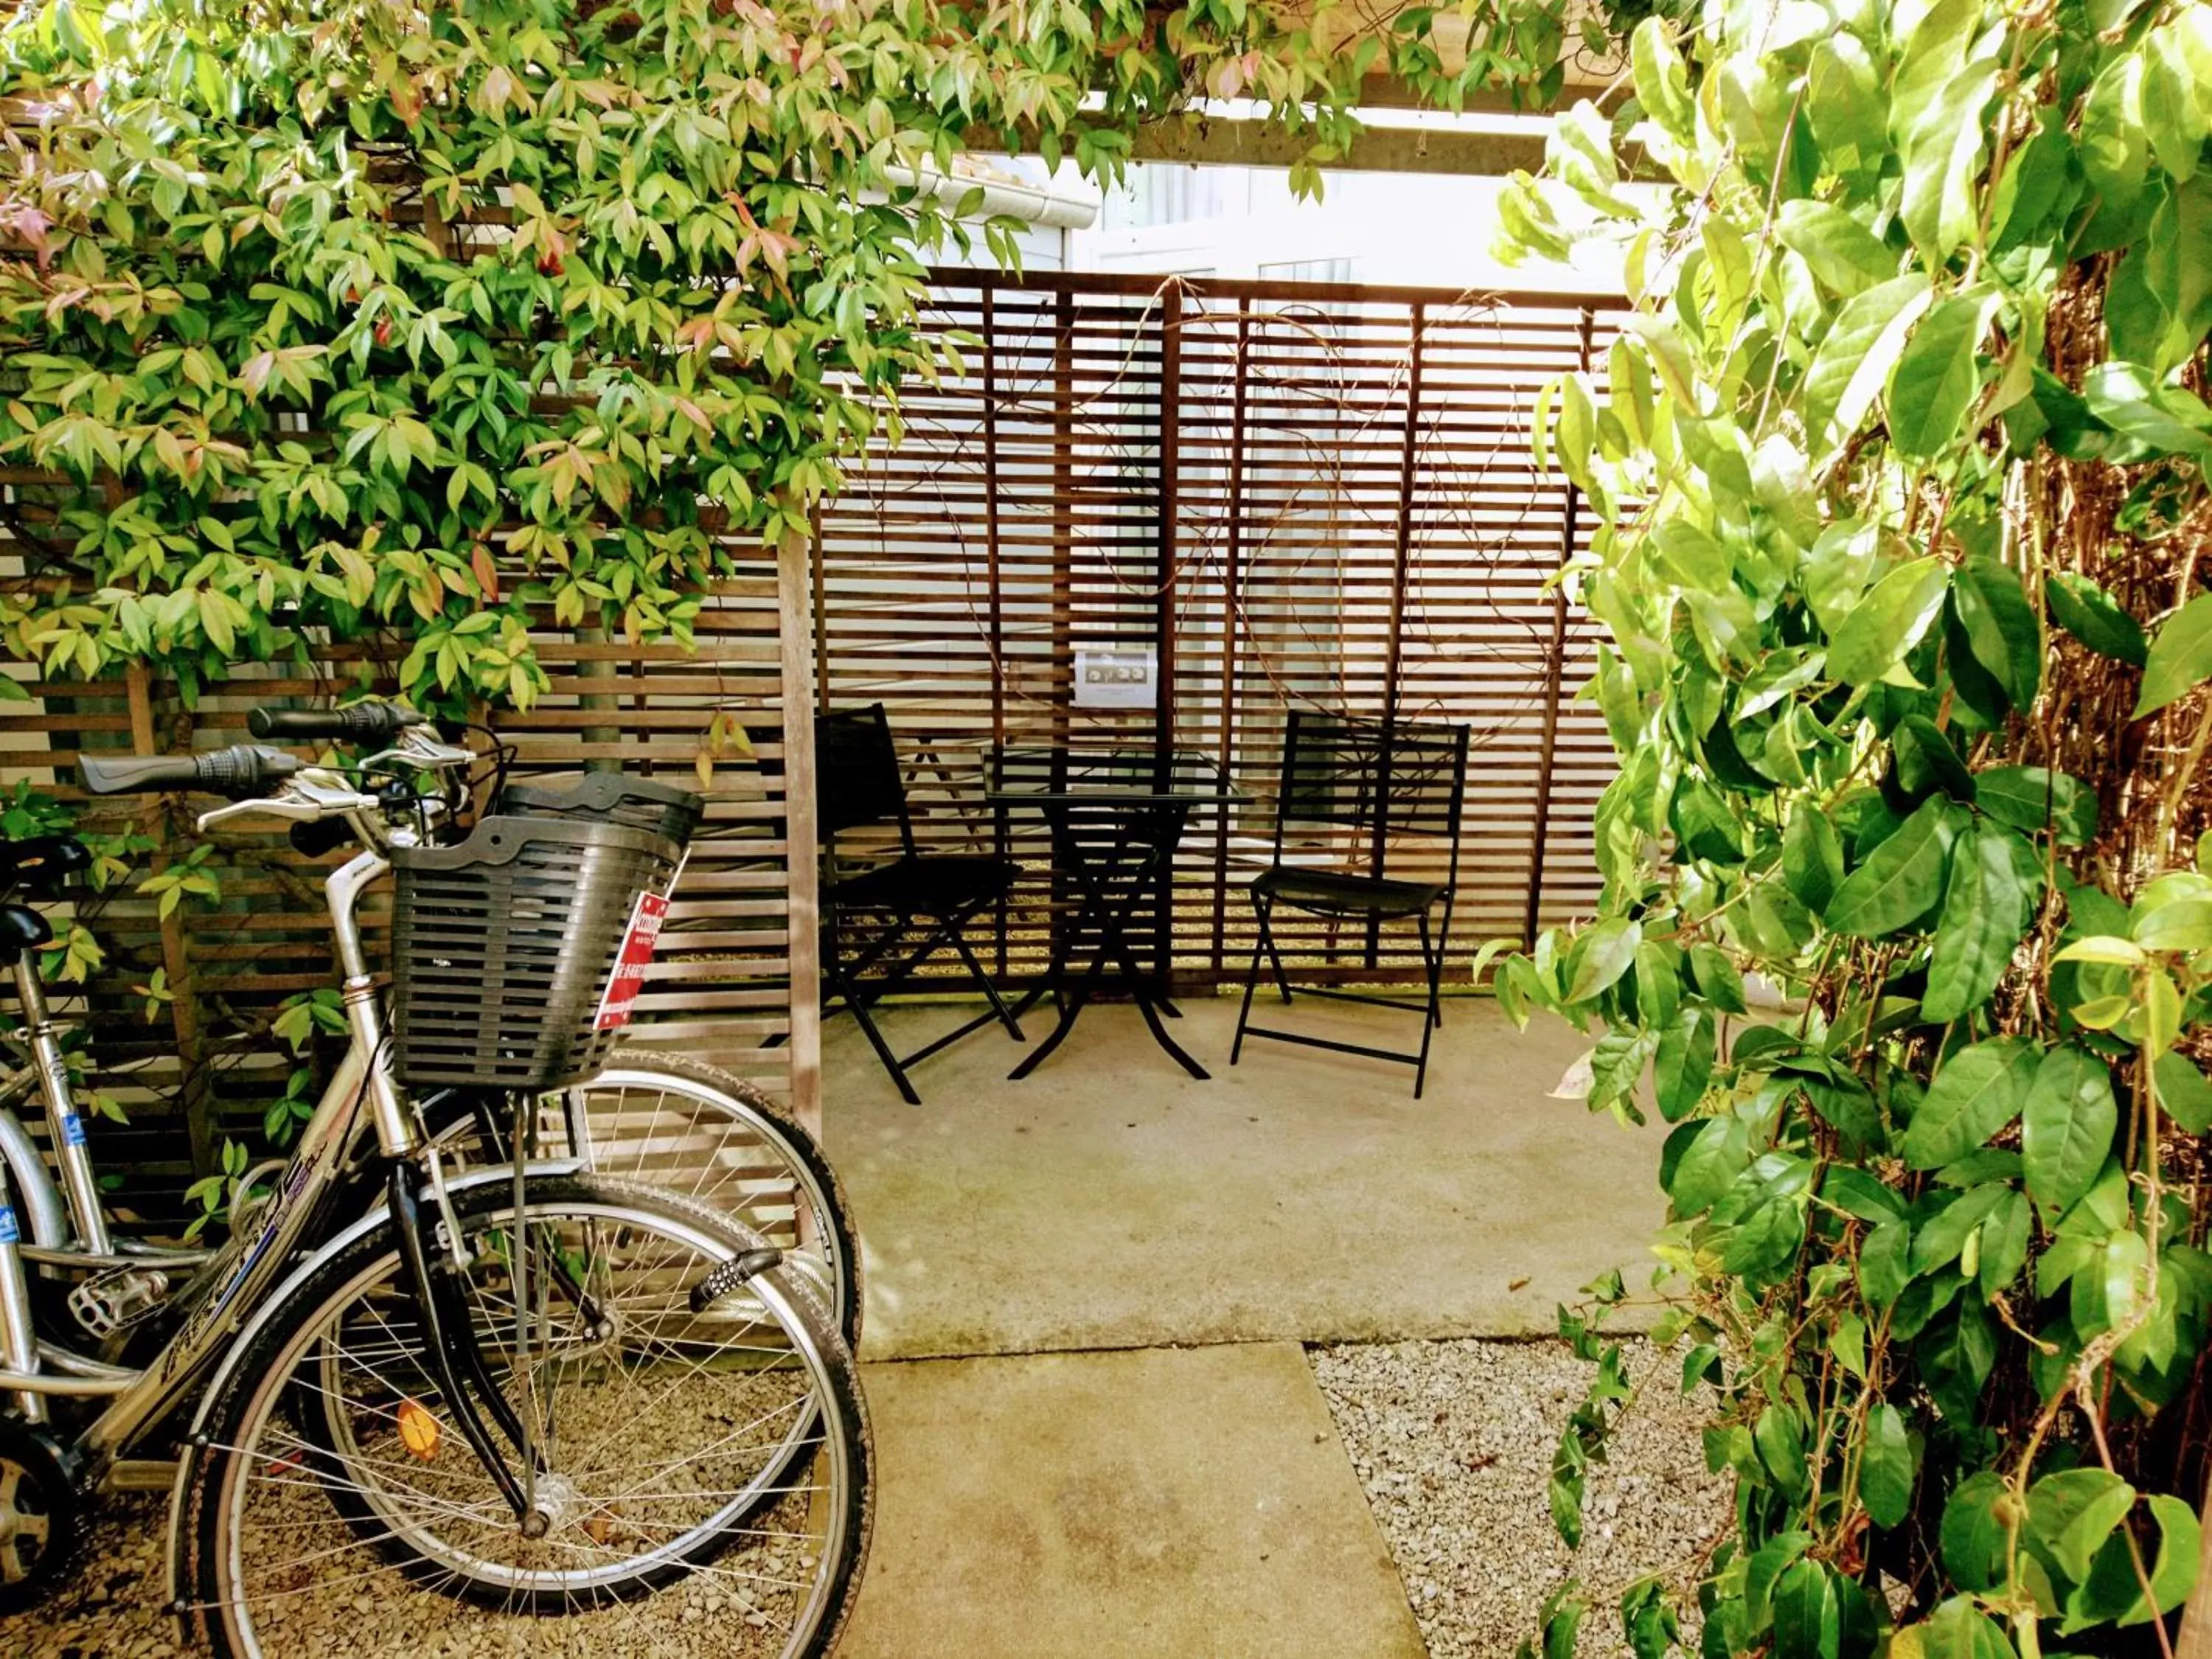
[126,666,212,1178]
[776,529,824,1137]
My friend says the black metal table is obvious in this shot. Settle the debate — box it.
[987,747,1247,1081]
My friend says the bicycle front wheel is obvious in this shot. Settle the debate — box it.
[173,1172,870,1659]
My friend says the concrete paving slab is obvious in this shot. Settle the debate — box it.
[828,995,1665,1360]
[838,1343,1426,1659]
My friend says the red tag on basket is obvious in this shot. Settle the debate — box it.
[594,890,671,1031]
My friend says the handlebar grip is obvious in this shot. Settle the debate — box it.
[247,701,422,742]
[80,745,299,799]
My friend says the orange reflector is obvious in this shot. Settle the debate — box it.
[397,1399,442,1461]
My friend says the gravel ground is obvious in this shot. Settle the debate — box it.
[1313,1338,1732,1659]
[0,1485,816,1658]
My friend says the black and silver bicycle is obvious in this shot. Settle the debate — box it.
[0,703,871,1656]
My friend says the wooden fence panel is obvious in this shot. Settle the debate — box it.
[821,269,1624,992]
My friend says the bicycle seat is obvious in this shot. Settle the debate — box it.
[0,902,52,950]
[0,835,88,899]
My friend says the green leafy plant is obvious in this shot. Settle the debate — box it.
[1495,0,2212,1652]
[0,0,1593,710]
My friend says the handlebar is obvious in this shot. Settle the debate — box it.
[247,700,425,743]
[80,744,302,799]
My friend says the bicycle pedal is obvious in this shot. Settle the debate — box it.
[68,1265,172,1338]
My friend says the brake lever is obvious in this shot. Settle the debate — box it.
[195,779,379,833]
[358,733,477,774]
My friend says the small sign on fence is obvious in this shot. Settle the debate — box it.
[1074,647,1157,709]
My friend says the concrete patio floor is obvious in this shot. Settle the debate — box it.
[826,993,1664,1361]
[839,1343,1426,1659]
[824,994,1669,1656]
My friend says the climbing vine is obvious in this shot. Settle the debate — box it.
[1495,0,2212,1654]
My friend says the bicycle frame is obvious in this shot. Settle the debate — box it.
[0,845,426,1481]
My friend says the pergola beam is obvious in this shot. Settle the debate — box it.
[1127,114,1548,176]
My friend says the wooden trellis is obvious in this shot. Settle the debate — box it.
[816,269,1624,990]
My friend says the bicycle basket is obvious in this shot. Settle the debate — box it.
[497,772,704,845]
[389,816,680,1091]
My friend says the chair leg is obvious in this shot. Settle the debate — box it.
[952,925,1024,1041]
[1413,910,1441,1100]
[1259,901,1295,1005]
[827,954,922,1106]
[1231,902,1272,1067]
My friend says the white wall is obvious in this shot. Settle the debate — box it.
[1073,164,1622,293]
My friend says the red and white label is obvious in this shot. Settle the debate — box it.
[594,890,671,1030]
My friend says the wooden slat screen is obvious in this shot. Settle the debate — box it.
[819,269,1625,991]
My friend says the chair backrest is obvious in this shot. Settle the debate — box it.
[814,704,915,852]
[1273,708,1470,879]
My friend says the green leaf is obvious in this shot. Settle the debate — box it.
[2120,1494,2201,1624]
[1776,200,1896,297]
[2021,1044,2118,1211]
[1770,1558,1842,1659]
[2152,1049,2212,1133]
[1913,1596,2019,1659]
[1827,797,1952,938]
[1912,1183,2008,1274]
[1630,17,1696,145]
[1690,942,1747,1013]
[1859,1402,1916,1528]
[1903,1037,2036,1169]
[1859,1217,1913,1307]
[1565,917,1643,1003]
[2028,1467,2135,1583]
[1806,34,1885,178]
[1940,1473,2013,1593]
[1974,765,2098,844]
[1899,62,2000,263]
[1802,275,1935,456]
[1888,291,1998,457]
[1894,715,1976,804]
[1802,1071,1883,1151]
[2080,54,2148,211]
[2134,896,2212,950]
[1755,1403,1809,1497]
[2134,591,2212,718]
[1784,806,1846,914]
[1952,557,2042,710]
[1655,1005,1717,1121]
[1923,821,2038,1023]
[2084,362,2212,458]
[1669,1113,1751,1214]
[2143,18,2212,181]
[1829,557,1950,686]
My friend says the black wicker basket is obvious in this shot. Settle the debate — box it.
[389,815,680,1091]
[497,772,704,844]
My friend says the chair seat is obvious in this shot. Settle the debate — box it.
[1250,864,1445,920]
[829,853,1017,916]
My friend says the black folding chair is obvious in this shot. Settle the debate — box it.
[1230,709,1470,1098]
[817,704,1023,1105]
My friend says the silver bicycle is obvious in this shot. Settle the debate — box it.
[0,712,871,1657]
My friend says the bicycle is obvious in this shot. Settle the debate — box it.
[0,712,872,1657]
[0,703,862,1356]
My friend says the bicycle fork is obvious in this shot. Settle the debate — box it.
[384,1158,616,1536]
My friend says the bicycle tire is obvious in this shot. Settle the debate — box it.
[173,1172,871,1659]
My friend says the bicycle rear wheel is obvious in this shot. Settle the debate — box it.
[539,1053,861,1347]
[173,1172,870,1658]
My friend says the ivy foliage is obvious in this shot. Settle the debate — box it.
[1498,0,2212,1655]
[0,0,1576,710]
